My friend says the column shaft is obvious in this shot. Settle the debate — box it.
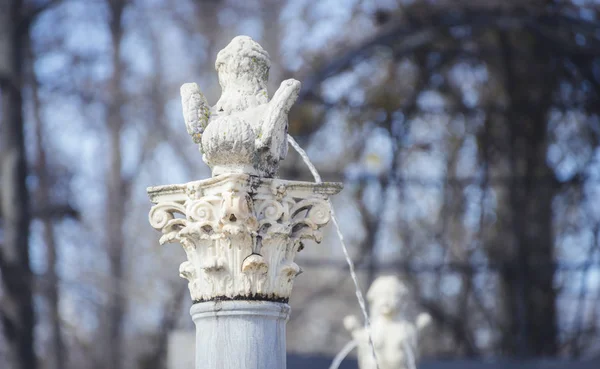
[191,301,290,369]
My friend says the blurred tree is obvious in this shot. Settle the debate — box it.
[0,1,63,368]
[292,0,600,358]
[104,1,128,369]
[0,2,36,369]
[29,40,68,369]
[484,28,560,356]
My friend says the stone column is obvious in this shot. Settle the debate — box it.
[148,36,341,369]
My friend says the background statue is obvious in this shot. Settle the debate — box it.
[344,276,431,369]
[180,35,301,177]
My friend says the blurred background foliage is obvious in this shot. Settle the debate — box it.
[1,0,600,368]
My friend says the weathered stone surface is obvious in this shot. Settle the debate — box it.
[180,36,300,177]
[151,35,342,369]
[190,301,289,369]
[345,276,431,369]
[148,173,342,302]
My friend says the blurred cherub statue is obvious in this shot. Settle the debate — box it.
[180,35,301,177]
[344,276,431,369]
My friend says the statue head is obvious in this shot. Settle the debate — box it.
[367,275,409,319]
[215,36,270,91]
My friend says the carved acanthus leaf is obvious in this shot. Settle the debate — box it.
[148,174,342,302]
[148,202,187,245]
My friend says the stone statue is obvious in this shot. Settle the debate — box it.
[151,35,341,305]
[180,35,301,178]
[150,35,342,369]
[344,276,431,369]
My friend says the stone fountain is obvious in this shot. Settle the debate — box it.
[148,35,342,369]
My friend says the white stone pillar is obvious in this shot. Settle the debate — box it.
[148,36,341,369]
[191,301,288,369]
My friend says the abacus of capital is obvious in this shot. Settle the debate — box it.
[148,36,341,369]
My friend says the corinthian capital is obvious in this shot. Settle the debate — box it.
[148,173,341,302]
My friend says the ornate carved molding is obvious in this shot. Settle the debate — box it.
[148,173,342,302]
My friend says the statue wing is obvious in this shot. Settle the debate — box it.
[258,79,301,160]
[180,82,211,144]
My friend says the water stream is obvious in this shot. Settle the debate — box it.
[287,135,380,369]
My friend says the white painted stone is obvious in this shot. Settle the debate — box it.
[148,173,342,303]
[150,36,342,369]
[180,35,301,178]
[191,301,289,369]
[345,276,432,369]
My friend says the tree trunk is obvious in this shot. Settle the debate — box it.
[105,1,127,369]
[29,42,67,369]
[0,1,37,369]
[484,30,559,357]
